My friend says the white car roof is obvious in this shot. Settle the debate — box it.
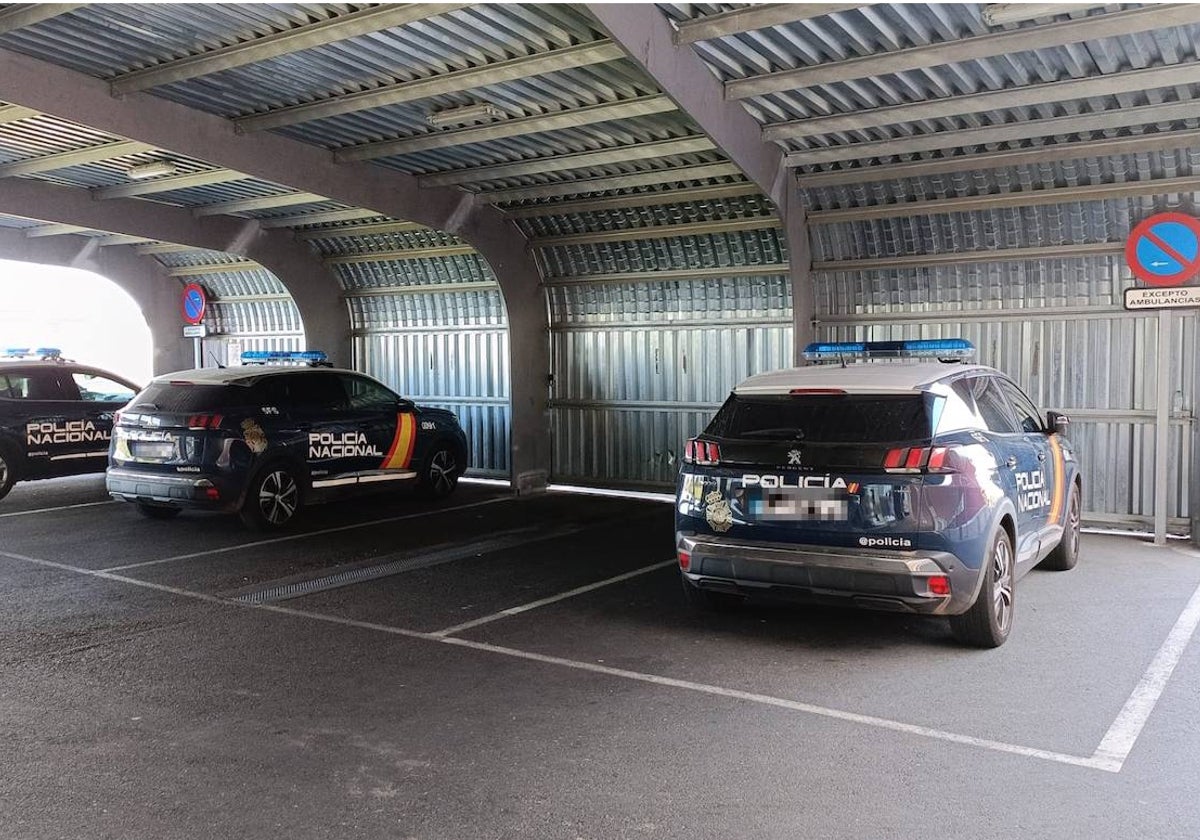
[734,362,993,395]
[153,366,358,386]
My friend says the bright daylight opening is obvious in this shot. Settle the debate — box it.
[0,258,153,385]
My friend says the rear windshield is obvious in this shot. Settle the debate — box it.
[707,393,932,444]
[128,382,251,413]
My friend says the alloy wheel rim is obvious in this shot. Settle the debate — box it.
[430,450,456,495]
[1068,494,1081,558]
[258,470,298,524]
[992,537,1014,633]
[0,454,8,488]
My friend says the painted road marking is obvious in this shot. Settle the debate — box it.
[4,546,1187,774]
[0,500,117,519]
[1090,574,1200,772]
[225,523,590,605]
[100,495,513,572]
[430,559,676,637]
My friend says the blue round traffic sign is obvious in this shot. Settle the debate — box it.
[1126,212,1200,287]
[181,283,207,325]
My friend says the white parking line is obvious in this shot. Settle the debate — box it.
[0,546,1150,773]
[430,560,676,637]
[100,495,513,572]
[1090,575,1200,772]
[0,500,117,519]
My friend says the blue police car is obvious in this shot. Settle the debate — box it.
[675,339,1081,647]
[106,351,468,529]
[0,348,139,501]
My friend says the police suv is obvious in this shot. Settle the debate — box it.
[0,348,138,501]
[675,339,1081,648]
[106,351,468,529]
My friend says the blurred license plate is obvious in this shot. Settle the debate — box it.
[132,440,175,459]
[752,489,849,522]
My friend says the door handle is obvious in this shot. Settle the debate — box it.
[1006,456,1018,469]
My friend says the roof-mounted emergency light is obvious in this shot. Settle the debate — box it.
[3,347,63,360]
[803,339,976,363]
[240,349,329,367]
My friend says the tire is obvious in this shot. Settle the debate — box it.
[680,573,743,612]
[240,463,302,530]
[0,441,17,502]
[136,502,181,520]
[418,444,461,499]
[949,526,1015,648]
[1040,484,1081,572]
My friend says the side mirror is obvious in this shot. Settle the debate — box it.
[397,397,415,413]
[1046,410,1070,435]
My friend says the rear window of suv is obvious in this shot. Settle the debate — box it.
[707,393,932,444]
[129,382,250,413]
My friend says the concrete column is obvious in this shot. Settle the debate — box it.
[0,230,188,375]
[786,187,815,366]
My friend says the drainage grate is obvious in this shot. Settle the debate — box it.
[227,524,585,605]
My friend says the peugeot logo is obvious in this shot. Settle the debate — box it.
[787,449,802,466]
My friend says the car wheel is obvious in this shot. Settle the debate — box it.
[0,442,17,502]
[680,574,743,612]
[418,445,460,499]
[1040,484,1081,571]
[240,464,302,530]
[949,526,1015,648]
[136,502,181,520]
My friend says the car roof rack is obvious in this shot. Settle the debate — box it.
[239,349,331,367]
[803,339,976,365]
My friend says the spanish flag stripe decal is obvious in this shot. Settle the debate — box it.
[380,413,416,470]
[1047,435,1065,524]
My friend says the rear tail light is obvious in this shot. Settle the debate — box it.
[186,414,224,430]
[204,486,220,501]
[927,575,951,596]
[883,446,957,474]
[677,550,691,571]
[684,438,721,466]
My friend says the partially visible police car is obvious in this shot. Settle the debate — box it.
[675,339,1081,648]
[0,348,139,501]
[106,350,468,529]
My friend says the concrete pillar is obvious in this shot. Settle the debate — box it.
[786,187,815,366]
[0,230,188,375]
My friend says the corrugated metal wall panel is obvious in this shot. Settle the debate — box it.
[549,274,792,485]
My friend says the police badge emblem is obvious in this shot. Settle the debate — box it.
[704,489,733,533]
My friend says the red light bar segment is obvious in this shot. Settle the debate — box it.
[904,448,927,469]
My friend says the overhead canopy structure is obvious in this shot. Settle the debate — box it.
[0,2,1193,534]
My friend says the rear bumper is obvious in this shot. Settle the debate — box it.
[106,467,238,512]
[677,531,980,615]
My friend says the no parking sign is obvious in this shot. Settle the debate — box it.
[181,283,207,325]
[1124,212,1200,310]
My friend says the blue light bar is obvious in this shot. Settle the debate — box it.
[3,347,31,357]
[3,347,62,359]
[35,347,62,359]
[240,349,328,365]
[803,339,975,362]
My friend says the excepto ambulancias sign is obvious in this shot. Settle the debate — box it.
[1124,212,1200,311]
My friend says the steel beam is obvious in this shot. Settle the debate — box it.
[258,209,381,229]
[335,94,677,162]
[0,104,36,124]
[295,220,428,240]
[95,168,245,199]
[324,245,476,265]
[0,4,81,35]
[342,281,498,297]
[543,263,788,287]
[419,137,716,188]
[764,61,1200,143]
[478,163,743,204]
[110,4,468,95]
[812,242,1124,272]
[235,40,626,132]
[0,140,154,178]
[0,177,349,366]
[24,222,87,237]
[808,177,1200,225]
[795,129,1200,189]
[193,192,328,217]
[674,3,860,44]
[502,183,764,218]
[167,261,261,277]
[96,234,154,247]
[981,4,1109,26]
[531,217,781,248]
[135,243,198,255]
[727,5,1200,99]
[784,100,1200,167]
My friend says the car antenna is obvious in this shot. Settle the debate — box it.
[207,350,226,369]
